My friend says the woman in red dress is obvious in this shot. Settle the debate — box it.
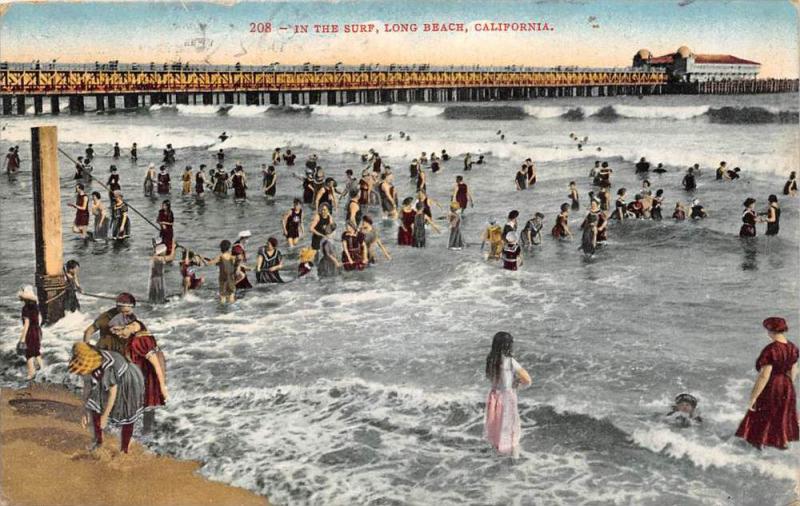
[17,286,43,380]
[735,317,798,449]
[69,183,90,239]
[551,203,572,240]
[398,198,416,246]
[115,315,168,435]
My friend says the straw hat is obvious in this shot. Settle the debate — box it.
[299,247,316,263]
[450,201,460,210]
[17,285,37,303]
[238,230,252,239]
[68,342,102,375]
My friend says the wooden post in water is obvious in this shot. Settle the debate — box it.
[31,126,66,325]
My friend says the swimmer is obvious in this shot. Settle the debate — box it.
[651,189,664,221]
[589,161,601,179]
[664,393,702,427]
[502,210,519,243]
[653,163,667,174]
[725,167,741,181]
[219,131,228,142]
[672,202,687,221]
[715,161,727,180]
[635,157,650,174]
[682,167,696,192]
[690,199,707,220]
[611,188,628,221]
[783,171,798,196]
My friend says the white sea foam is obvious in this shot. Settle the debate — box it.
[632,426,799,482]
[613,104,710,120]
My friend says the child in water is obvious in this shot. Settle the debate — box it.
[673,202,687,221]
[205,240,237,304]
[501,232,523,270]
[180,250,204,296]
[484,331,532,458]
[481,219,505,260]
[664,393,702,427]
[297,247,316,278]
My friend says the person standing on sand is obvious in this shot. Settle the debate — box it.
[735,317,798,450]
[70,342,144,454]
[17,286,43,380]
[484,331,532,458]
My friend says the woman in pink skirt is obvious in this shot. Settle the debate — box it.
[484,331,532,458]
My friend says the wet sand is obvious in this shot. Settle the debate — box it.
[0,384,269,506]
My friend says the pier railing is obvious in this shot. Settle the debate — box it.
[0,64,667,94]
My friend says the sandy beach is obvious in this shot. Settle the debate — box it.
[0,383,269,506]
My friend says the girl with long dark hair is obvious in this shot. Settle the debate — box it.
[484,332,532,458]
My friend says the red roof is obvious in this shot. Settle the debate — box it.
[649,54,675,65]
[694,54,759,65]
[647,53,760,66]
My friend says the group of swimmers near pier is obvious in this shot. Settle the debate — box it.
[7,130,799,462]
[52,130,796,306]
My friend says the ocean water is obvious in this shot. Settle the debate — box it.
[0,92,799,505]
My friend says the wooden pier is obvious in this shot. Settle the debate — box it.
[0,62,796,115]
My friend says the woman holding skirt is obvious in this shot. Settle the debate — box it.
[735,317,798,449]
[484,331,532,458]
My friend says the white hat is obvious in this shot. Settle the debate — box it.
[692,199,700,206]
[17,285,37,302]
[506,232,518,243]
[238,230,252,239]
[154,243,168,256]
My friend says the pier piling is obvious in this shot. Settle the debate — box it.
[30,126,66,325]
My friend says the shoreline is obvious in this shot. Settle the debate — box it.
[0,383,269,506]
